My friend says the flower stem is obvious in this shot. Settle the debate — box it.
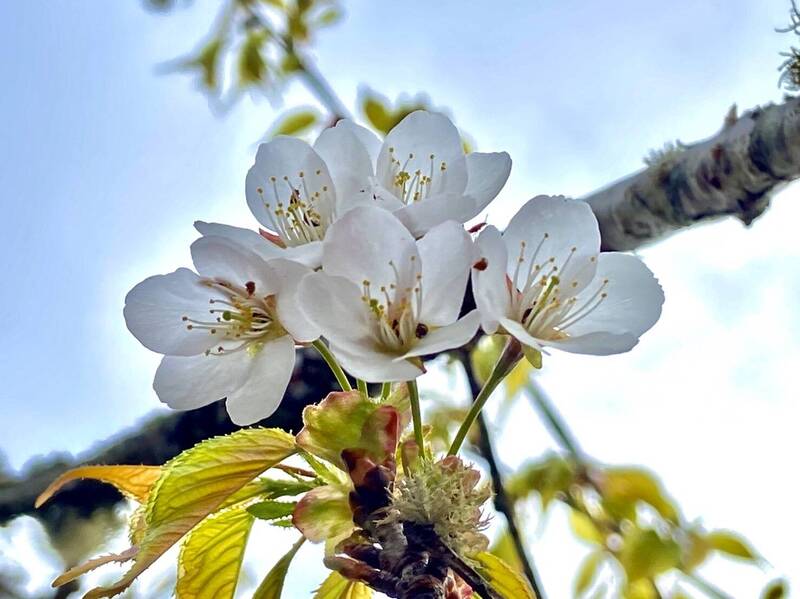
[312,340,352,392]
[407,380,426,454]
[448,337,523,456]
[357,378,369,399]
[380,382,391,401]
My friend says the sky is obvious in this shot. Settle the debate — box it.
[0,0,798,597]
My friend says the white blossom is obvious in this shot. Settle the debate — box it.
[299,206,480,382]
[123,236,318,424]
[472,195,664,356]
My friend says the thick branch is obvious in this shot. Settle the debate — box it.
[586,97,800,250]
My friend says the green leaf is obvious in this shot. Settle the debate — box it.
[574,551,603,596]
[489,530,524,573]
[190,37,223,90]
[706,530,757,561]
[314,571,373,598]
[618,528,680,582]
[362,95,393,135]
[238,30,268,86]
[293,484,354,543]
[470,335,504,385]
[71,428,296,599]
[600,467,678,523]
[505,454,574,509]
[475,552,537,599]
[268,108,320,137]
[317,8,343,26]
[569,510,604,545]
[761,579,788,599]
[252,537,305,599]
[176,507,255,599]
[258,477,320,499]
[37,464,161,507]
[247,501,297,521]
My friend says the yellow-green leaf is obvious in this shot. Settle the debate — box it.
[176,507,255,599]
[293,484,354,543]
[600,468,678,523]
[489,530,524,573]
[706,530,757,561]
[36,465,161,507]
[761,579,788,599]
[574,551,603,596]
[314,571,373,598]
[470,335,504,385]
[623,578,658,599]
[187,37,223,90]
[522,346,542,370]
[618,528,680,581]
[74,428,296,599]
[238,30,268,85]
[252,537,305,599]
[569,510,604,545]
[475,552,537,599]
[248,501,297,521]
[268,108,319,137]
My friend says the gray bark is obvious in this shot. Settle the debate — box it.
[586,97,800,251]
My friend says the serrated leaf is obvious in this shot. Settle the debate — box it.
[574,551,603,596]
[52,548,137,587]
[36,465,161,507]
[238,30,268,86]
[618,528,680,582]
[569,510,604,545]
[475,552,537,599]
[268,108,319,137]
[706,530,757,561]
[176,507,255,599]
[248,501,297,521]
[314,571,373,598]
[600,468,678,523]
[69,428,295,599]
[252,536,305,599]
[293,484,354,543]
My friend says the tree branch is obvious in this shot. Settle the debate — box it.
[586,97,800,250]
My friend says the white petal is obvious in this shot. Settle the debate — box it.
[401,311,481,359]
[416,220,472,325]
[376,111,467,198]
[265,258,320,342]
[464,151,512,214]
[545,331,639,355]
[559,252,664,339]
[153,351,252,411]
[503,196,600,295]
[322,206,419,292]
[193,221,284,260]
[124,268,219,356]
[329,342,423,383]
[245,136,336,232]
[298,272,376,356]
[225,336,296,425]
[472,226,511,334]
[335,120,382,164]
[313,122,375,216]
[282,241,323,269]
[190,235,277,296]
[499,317,545,352]
[393,192,474,238]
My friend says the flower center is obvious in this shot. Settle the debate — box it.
[254,170,334,247]
[386,148,448,205]
[361,257,428,352]
[182,279,286,356]
[509,236,608,340]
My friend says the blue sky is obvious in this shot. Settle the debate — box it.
[1,1,798,597]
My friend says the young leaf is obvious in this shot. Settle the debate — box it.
[293,485,354,543]
[238,30,268,86]
[600,467,678,523]
[36,465,161,507]
[574,551,603,596]
[761,579,788,599]
[70,428,295,599]
[176,507,255,599]
[475,552,537,599]
[252,536,306,599]
[314,571,372,598]
[489,530,524,573]
[267,108,320,138]
[569,510,604,545]
[248,501,297,521]
[706,530,757,561]
[618,528,680,581]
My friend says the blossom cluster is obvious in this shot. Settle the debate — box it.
[124,111,664,424]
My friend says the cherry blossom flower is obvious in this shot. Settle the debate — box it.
[299,206,480,382]
[123,236,318,424]
[472,195,664,356]
[196,111,511,266]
